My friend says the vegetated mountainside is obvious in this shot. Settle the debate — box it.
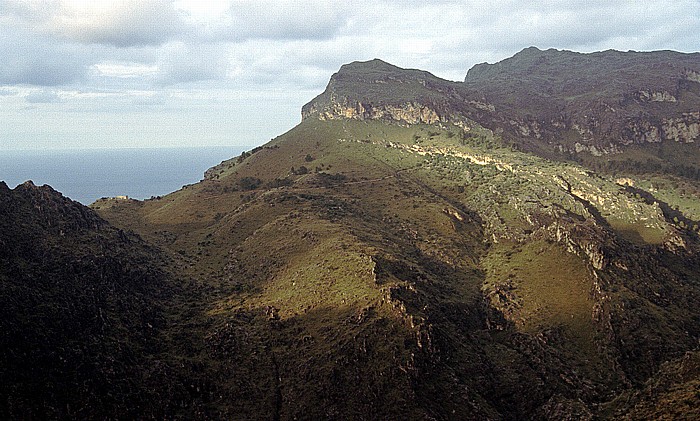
[95,48,700,418]
[98,115,700,419]
[3,48,700,419]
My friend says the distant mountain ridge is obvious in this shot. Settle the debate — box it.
[464,47,700,151]
[304,48,700,175]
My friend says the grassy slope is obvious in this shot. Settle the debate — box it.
[96,117,700,419]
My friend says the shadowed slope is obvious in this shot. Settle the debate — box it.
[0,181,174,418]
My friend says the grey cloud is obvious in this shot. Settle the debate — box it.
[225,40,345,90]
[0,0,52,20]
[1,0,699,113]
[218,1,349,41]
[1,0,187,48]
[457,0,700,53]
[0,31,88,86]
[52,0,186,47]
[24,89,63,103]
[157,42,230,85]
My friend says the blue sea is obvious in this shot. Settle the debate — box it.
[0,147,242,205]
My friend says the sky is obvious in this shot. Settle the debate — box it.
[1,0,699,150]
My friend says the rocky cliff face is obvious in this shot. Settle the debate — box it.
[301,58,476,129]
[304,49,700,167]
[304,97,444,125]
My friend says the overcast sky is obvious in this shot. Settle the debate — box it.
[1,0,699,150]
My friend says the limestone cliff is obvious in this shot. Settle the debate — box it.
[304,96,443,125]
[302,58,476,129]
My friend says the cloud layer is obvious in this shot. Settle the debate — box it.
[0,0,699,148]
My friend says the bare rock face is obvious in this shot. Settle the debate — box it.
[636,89,677,103]
[686,69,700,83]
[624,112,700,144]
[309,97,444,125]
[662,112,700,143]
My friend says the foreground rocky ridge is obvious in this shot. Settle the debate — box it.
[0,182,172,418]
[3,49,700,419]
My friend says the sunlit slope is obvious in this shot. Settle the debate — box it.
[96,116,700,419]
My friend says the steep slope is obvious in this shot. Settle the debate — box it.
[465,47,700,174]
[98,116,700,418]
[302,51,700,231]
[304,49,700,179]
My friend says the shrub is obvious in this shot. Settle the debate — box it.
[292,166,309,175]
[237,177,262,191]
[266,178,293,188]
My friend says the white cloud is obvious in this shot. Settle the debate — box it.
[174,0,232,22]
[92,62,160,78]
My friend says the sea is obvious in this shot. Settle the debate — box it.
[0,147,243,205]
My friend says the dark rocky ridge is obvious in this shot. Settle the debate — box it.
[0,181,178,419]
[464,47,700,153]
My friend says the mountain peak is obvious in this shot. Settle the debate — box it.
[301,58,458,123]
[331,58,440,83]
[516,45,543,54]
[7,180,105,233]
[339,58,398,72]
